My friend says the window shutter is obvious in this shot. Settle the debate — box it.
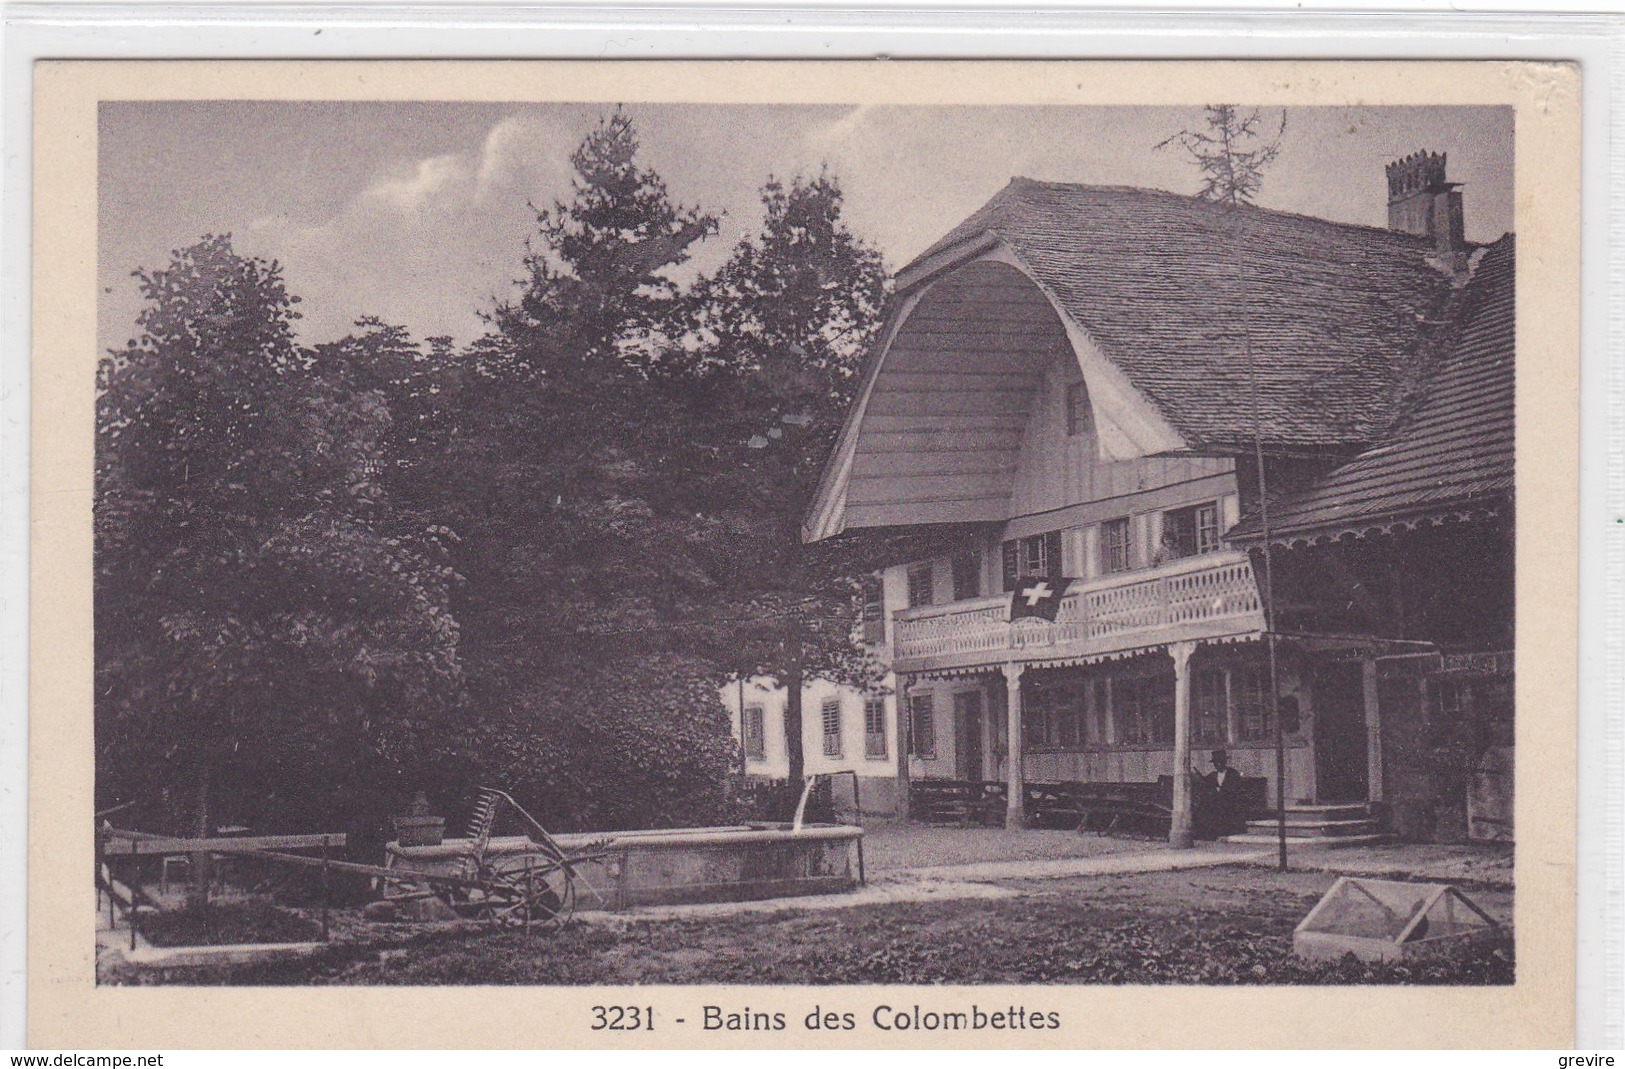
[822,698,843,757]
[861,574,885,644]
[1001,541,1020,591]
[1044,531,1063,577]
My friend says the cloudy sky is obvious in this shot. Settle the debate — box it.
[99,102,1513,353]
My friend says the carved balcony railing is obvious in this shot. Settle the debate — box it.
[892,550,1266,673]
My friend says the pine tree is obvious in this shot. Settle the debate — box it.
[491,106,718,380]
[1156,106,1287,207]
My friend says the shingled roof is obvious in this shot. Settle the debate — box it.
[903,178,1460,449]
[1227,234,1514,542]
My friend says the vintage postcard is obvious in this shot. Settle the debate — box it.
[29,59,1579,1047]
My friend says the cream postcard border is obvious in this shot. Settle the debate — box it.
[29,59,1580,1049]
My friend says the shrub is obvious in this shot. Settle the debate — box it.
[138,899,322,947]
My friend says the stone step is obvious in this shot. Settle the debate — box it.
[1244,819,1380,838]
[1277,803,1372,820]
[1224,832,1389,848]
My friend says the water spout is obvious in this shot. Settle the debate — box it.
[790,774,817,834]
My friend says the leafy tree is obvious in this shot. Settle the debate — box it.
[681,173,903,784]
[95,237,463,880]
[688,171,887,401]
[1156,105,1287,207]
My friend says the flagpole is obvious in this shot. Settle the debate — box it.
[1246,335,1289,872]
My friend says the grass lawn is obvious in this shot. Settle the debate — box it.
[107,865,1513,987]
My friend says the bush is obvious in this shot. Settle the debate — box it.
[460,652,740,833]
[138,899,322,947]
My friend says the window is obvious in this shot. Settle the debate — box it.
[863,697,888,759]
[1100,517,1132,574]
[742,705,766,760]
[1026,676,1086,750]
[821,697,843,757]
[909,693,937,759]
[860,575,885,644]
[1197,504,1222,554]
[1114,675,1148,745]
[1023,695,1051,748]
[951,550,982,601]
[1066,382,1094,438]
[1054,680,1085,748]
[1147,675,1175,745]
[1234,665,1272,741]
[1161,502,1223,560]
[1002,531,1062,591]
[1112,671,1174,745]
[1088,677,1111,745]
[1023,537,1049,576]
[1194,668,1227,744]
[906,563,935,608]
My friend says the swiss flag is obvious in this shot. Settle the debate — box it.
[1010,573,1075,623]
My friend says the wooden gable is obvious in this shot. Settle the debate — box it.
[841,258,1059,528]
[805,246,1190,540]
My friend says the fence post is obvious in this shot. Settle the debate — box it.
[320,837,331,942]
[524,856,533,937]
[129,838,139,951]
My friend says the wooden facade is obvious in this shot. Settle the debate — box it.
[806,171,1514,845]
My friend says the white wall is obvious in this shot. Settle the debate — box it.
[721,675,898,781]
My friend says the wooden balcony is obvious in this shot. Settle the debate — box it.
[892,550,1267,674]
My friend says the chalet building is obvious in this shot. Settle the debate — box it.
[803,152,1514,845]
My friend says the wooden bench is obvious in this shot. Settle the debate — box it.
[911,780,1007,826]
[1026,781,1173,836]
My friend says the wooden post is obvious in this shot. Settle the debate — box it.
[1363,656,1384,803]
[319,837,331,941]
[129,838,139,951]
[1169,641,1196,849]
[1003,662,1026,830]
[524,856,534,937]
[97,821,110,926]
[895,674,912,821]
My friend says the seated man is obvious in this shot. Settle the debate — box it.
[1199,749,1249,838]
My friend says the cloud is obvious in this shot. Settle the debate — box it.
[345,112,579,221]
[360,153,473,213]
[475,115,557,200]
[225,112,594,345]
[804,105,875,154]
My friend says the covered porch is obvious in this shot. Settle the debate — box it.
[895,621,1416,847]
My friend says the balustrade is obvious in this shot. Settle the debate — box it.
[892,550,1265,669]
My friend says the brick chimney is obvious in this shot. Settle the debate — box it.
[1385,150,1466,256]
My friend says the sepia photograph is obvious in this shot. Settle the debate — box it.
[17,57,1581,1048]
[84,93,1525,990]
